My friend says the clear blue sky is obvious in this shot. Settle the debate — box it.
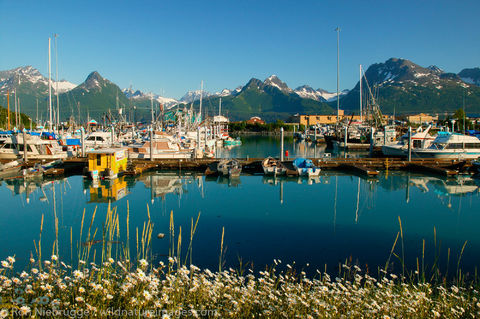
[1,0,479,99]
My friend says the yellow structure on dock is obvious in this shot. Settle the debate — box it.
[87,148,128,179]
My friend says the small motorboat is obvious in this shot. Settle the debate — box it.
[0,160,24,180]
[293,157,321,177]
[262,157,287,176]
[217,159,242,178]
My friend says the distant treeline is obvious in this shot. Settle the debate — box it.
[0,105,36,129]
[229,120,306,132]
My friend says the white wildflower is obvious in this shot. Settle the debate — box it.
[19,306,30,316]
[139,259,148,267]
[73,270,84,279]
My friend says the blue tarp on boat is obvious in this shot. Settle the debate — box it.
[65,138,81,146]
[293,158,315,169]
[41,132,58,140]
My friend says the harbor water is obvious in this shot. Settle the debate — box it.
[1,136,479,277]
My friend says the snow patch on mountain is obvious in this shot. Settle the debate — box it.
[122,88,179,106]
[263,75,292,93]
[54,80,77,93]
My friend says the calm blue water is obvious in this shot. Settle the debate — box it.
[1,136,479,277]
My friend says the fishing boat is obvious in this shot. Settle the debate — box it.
[217,159,242,178]
[411,132,480,159]
[262,157,287,176]
[293,157,321,177]
[382,125,435,157]
[0,135,69,160]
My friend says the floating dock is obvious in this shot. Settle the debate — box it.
[1,156,474,179]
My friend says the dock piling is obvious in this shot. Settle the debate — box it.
[408,126,412,162]
[369,127,374,156]
[150,127,154,162]
[280,127,284,161]
[23,129,28,162]
[81,128,85,157]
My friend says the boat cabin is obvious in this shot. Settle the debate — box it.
[87,148,127,179]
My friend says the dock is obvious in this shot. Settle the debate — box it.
[1,156,474,180]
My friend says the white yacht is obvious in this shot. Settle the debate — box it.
[411,132,480,159]
[84,132,115,149]
[0,135,69,160]
[382,125,435,157]
[127,135,193,159]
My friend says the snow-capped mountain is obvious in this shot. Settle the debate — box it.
[179,90,214,103]
[263,75,293,93]
[340,57,480,114]
[458,68,480,86]
[122,88,179,107]
[0,66,76,94]
[293,85,348,102]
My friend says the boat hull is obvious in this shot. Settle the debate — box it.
[411,150,480,159]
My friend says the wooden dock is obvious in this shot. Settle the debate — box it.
[6,156,471,179]
[120,157,472,177]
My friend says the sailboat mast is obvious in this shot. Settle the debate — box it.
[36,98,39,124]
[55,34,60,127]
[335,27,340,123]
[219,97,221,116]
[199,80,203,123]
[14,90,17,128]
[463,89,466,134]
[359,64,363,122]
[7,90,10,130]
[150,95,154,126]
[48,37,53,132]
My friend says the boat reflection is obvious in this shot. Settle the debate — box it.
[205,175,241,187]
[409,175,479,196]
[137,172,186,200]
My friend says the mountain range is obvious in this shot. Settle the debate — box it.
[0,58,479,123]
[339,58,480,115]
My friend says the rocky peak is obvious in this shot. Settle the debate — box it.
[242,78,264,91]
[263,75,291,92]
[83,71,105,90]
[458,67,480,86]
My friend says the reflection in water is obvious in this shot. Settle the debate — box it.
[137,172,185,202]
[84,177,129,203]
[1,171,480,274]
